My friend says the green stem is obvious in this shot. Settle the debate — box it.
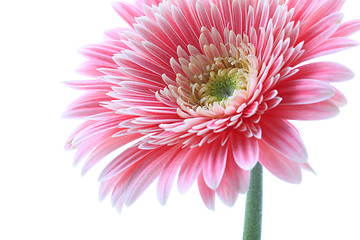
[243,162,263,240]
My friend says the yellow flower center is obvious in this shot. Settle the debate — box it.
[162,31,259,118]
[191,56,251,109]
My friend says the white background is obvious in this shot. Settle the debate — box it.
[1,0,359,239]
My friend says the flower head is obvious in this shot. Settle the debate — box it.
[64,0,360,211]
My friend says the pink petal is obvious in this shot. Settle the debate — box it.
[290,62,354,82]
[142,0,162,7]
[302,0,344,29]
[79,46,117,65]
[198,172,215,210]
[119,68,165,87]
[211,3,225,36]
[269,100,339,120]
[117,80,161,92]
[73,130,116,166]
[278,79,335,105]
[137,16,177,49]
[98,145,148,182]
[231,0,242,34]
[153,13,188,50]
[196,1,212,30]
[104,28,129,41]
[216,178,238,207]
[171,5,199,47]
[329,87,347,107]
[260,116,308,163]
[302,37,358,61]
[109,176,127,207]
[217,0,232,30]
[76,62,110,77]
[82,133,142,175]
[300,162,317,174]
[112,2,143,27]
[301,13,343,52]
[177,147,204,194]
[332,19,360,37]
[98,177,119,201]
[175,0,201,36]
[124,146,178,206]
[157,148,188,205]
[231,133,259,170]
[114,53,171,84]
[133,23,177,56]
[259,141,302,184]
[62,107,110,119]
[289,0,318,23]
[71,118,122,146]
[223,154,250,193]
[64,80,112,91]
[65,120,96,150]
[109,163,142,209]
[254,0,270,29]
[63,92,112,118]
[202,140,228,190]
[142,41,173,68]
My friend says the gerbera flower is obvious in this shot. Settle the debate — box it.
[64,0,360,212]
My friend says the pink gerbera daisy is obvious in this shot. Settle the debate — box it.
[64,0,360,212]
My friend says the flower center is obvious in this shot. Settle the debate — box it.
[207,74,237,101]
[191,58,250,108]
[163,30,259,117]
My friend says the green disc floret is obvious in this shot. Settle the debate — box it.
[208,76,237,101]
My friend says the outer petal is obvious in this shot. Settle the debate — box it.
[62,92,112,118]
[198,172,215,210]
[301,12,343,52]
[332,19,360,37]
[301,37,358,61]
[300,162,317,174]
[269,100,339,120]
[64,80,113,91]
[202,139,228,190]
[216,178,238,207]
[124,146,178,206]
[260,116,308,163]
[73,130,113,166]
[177,147,204,193]
[223,152,251,193]
[231,133,259,170]
[112,2,144,27]
[301,0,345,28]
[65,120,96,150]
[142,0,162,6]
[98,145,150,182]
[258,141,302,184]
[288,62,354,82]
[157,147,188,205]
[329,87,347,107]
[277,79,335,105]
[81,133,143,175]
